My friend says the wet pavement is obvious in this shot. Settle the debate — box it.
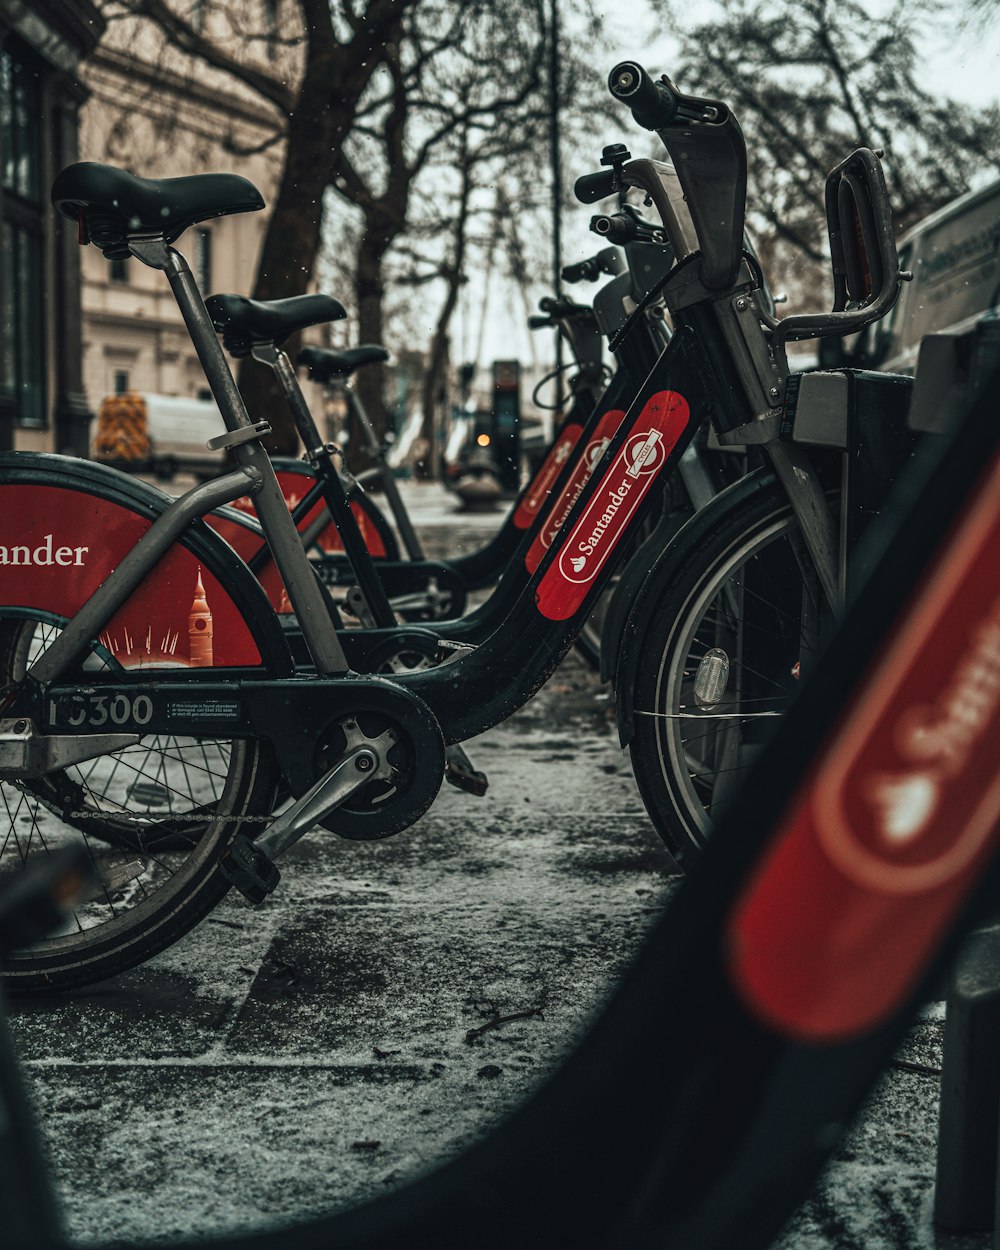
[2,483,988,1248]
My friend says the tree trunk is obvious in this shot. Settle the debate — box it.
[418,277,463,480]
[234,61,347,451]
[233,0,411,453]
[348,222,393,472]
[418,151,472,479]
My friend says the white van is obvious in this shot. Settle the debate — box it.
[864,177,1000,373]
[93,392,228,480]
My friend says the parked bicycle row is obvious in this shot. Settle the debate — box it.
[0,57,962,996]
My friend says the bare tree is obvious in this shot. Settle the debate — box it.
[651,0,1000,305]
[98,0,419,449]
[322,0,549,464]
[93,0,615,452]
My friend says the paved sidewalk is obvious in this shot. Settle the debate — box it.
[4,483,986,1248]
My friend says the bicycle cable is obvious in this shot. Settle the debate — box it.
[607,251,700,353]
[530,360,609,410]
[609,247,772,355]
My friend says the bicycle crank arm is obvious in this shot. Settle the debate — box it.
[221,741,384,903]
[0,718,139,779]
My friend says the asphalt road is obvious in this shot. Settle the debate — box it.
[2,482,989,1249]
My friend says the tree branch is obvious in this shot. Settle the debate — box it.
[109,0,295,112]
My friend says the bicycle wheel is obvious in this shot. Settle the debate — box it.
[0,613,279,992]
[628,482,832,867]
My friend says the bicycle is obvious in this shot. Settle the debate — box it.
[600,63,917,868]
[204,231,676,674]
[0,60,901,991]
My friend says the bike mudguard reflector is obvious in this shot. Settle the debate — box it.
[0,484,262,667]
[535,391,691,620]
[524,408,626,573]
[512,422,583,530]
[729,448,1000,1041]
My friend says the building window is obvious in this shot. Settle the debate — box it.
[113,370,130,395]
[0,44,41,203]
[193,228,212,293]
[0,40,45,429]
[109,256,129,284]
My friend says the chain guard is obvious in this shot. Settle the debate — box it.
[311,684,445,840]
[360,629,441,675]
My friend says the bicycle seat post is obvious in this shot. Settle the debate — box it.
[250,339,398,629]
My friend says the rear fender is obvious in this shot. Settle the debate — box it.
[0,452,292,674]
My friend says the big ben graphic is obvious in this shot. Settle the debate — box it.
[188,568,214,667]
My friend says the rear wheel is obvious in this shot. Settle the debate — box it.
[628,485,834,867]
[0,613,279,992]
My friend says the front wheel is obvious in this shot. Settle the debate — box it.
[627,483,835,868]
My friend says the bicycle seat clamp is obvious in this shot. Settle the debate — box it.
[207,420,272,451]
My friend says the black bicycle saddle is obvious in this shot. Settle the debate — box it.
[206,294,348,356]
[51,161,264,257]
[297,344,391,382]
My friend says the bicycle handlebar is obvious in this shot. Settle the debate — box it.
[574,169,617,204]
[590,209,666,247]
[561,248,625,284]
[608,61,746,290]
[538,295,595,320]
[608,61,679,128]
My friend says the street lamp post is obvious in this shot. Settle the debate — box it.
[548,0,564,415]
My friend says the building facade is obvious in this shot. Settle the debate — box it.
[0,0,104,454]
[77,19,291,416]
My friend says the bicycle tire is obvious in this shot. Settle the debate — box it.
[628,480,831,866]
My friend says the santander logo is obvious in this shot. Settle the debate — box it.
[728,448,1000,1042]
[535,391,691,621]
[855,591,1000,876]
[816,543,1000,895]
[867,771,939,844]
[0,534,88,566]
[557,427,666,585]
[514,422,583,530]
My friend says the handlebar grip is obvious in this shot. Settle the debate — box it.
[608,61,678,129]
[591,213,634,245]
[528,315,553,330]
[561,258,595,284]
[540,295,594,320]
[574,169,617,204]
[561,248,625,284]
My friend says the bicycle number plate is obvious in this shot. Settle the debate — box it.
[47,689,245,731]
[49,691,156,730]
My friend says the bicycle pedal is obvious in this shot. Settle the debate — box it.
[220,834,281,904]
[444,744,489,797]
